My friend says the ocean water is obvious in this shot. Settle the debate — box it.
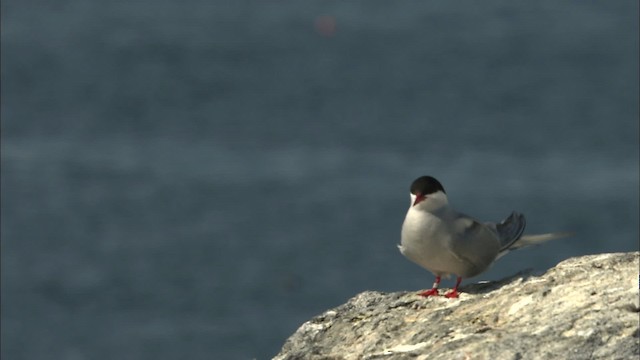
[1,1,638,359]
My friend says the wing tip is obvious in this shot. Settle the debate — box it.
[497,211,527,250]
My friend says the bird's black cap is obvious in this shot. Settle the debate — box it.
[410,176,446,195]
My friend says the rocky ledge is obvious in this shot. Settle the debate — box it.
[275,252,639,360]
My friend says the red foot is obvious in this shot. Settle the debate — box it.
[444,276,462,299]
[418,288,439,297]
[444,290,459,298]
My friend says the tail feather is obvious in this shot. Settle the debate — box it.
[497,231,574,259]
[510,232,575,249]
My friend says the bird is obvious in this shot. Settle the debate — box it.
[398,175,572,298]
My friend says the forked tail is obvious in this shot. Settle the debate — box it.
[497,231,574,259]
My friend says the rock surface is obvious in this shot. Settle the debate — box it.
[274,252,640,360]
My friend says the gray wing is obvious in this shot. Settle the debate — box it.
[487,212,526,251]
[446,214,502,278]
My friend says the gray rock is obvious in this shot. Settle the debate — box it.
[274,252,640,360]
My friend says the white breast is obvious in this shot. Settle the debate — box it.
[400,207,457,275]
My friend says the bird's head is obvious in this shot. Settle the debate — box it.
[409,176,449,212]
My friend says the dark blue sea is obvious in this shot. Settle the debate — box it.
[2,1,638,359]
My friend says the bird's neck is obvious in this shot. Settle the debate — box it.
[408,203,452,221]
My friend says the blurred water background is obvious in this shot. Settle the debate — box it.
[2,1,638,359]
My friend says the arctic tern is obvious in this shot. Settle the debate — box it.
[399,176,571,298]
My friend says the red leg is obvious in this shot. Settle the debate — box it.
[419,276,441,297]
[444,276,462,298]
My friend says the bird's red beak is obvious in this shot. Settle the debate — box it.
[413,194,426,206]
